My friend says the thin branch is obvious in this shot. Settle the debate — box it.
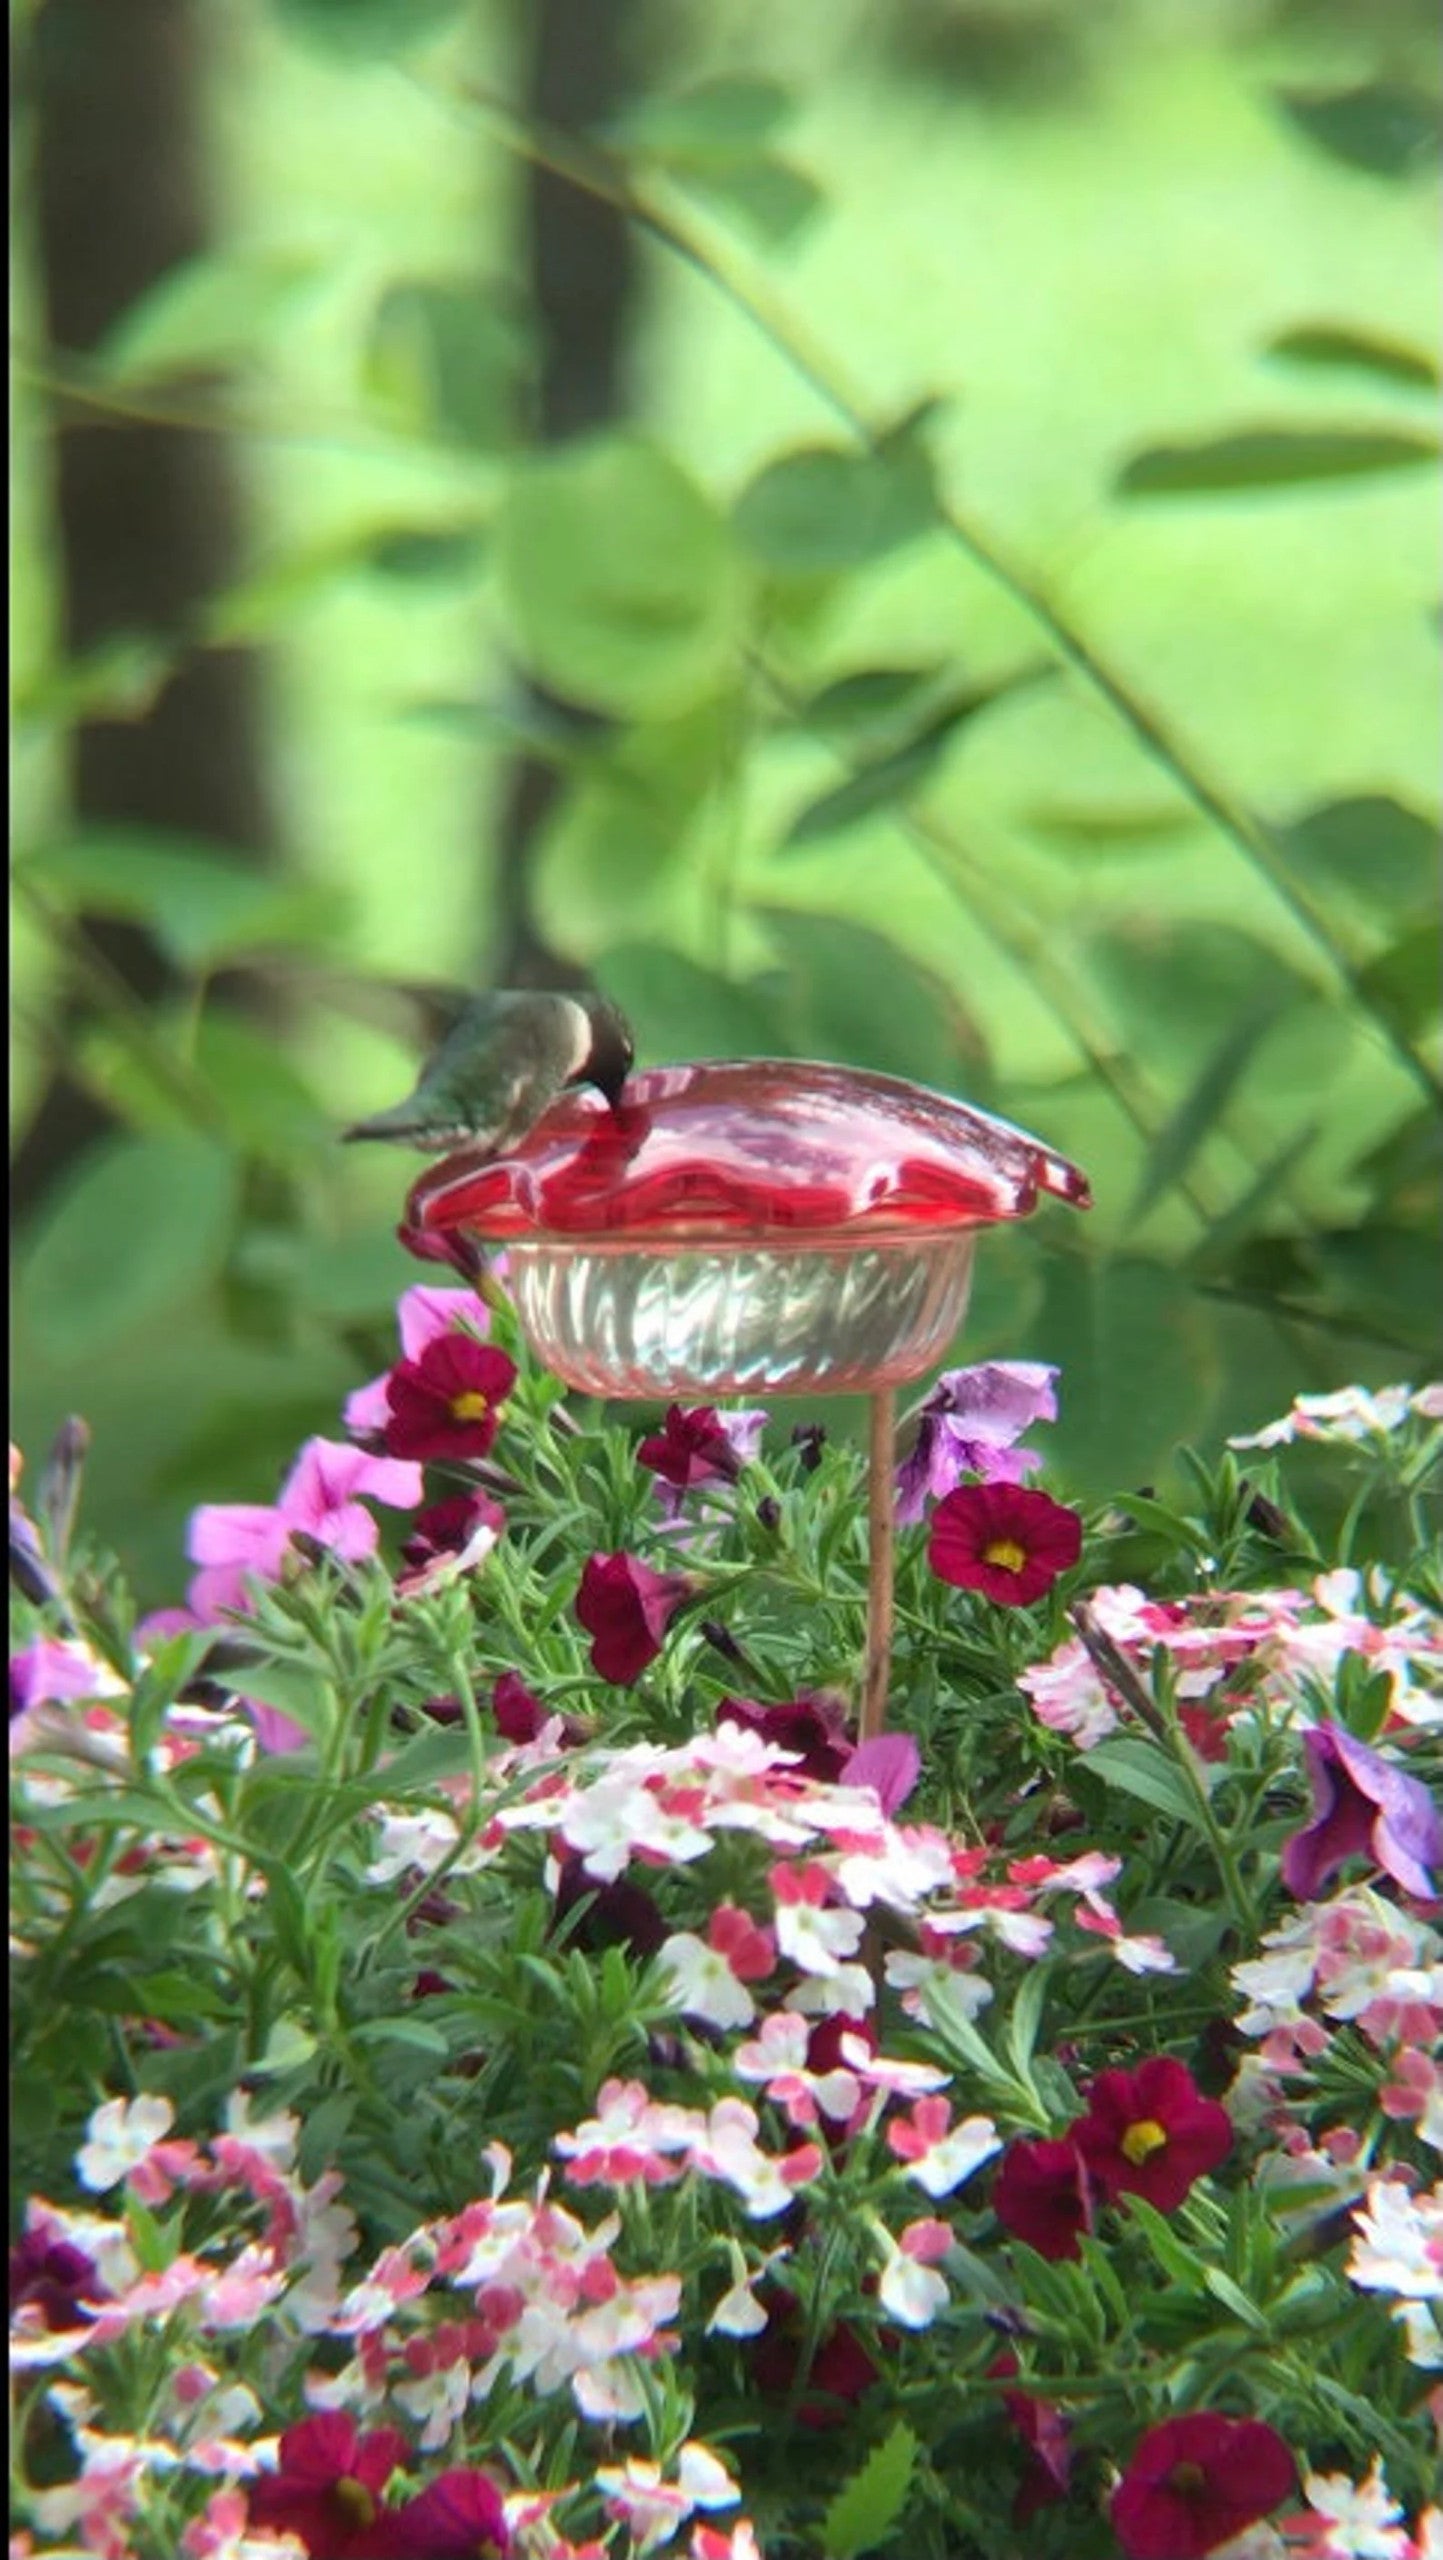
[434,74,1443,1114]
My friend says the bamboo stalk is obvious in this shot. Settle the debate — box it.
[860,1388,896,1742]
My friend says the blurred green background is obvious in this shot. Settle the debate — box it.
[9,0,1441,1602]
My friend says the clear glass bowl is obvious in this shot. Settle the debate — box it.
[503,1227,978,1397]
[401,1059,1088,1400]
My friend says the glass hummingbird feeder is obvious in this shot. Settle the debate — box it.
[400,1059,1090,1739]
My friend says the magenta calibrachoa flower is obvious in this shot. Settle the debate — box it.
[343,1283,492,1439]
[1111,2412,1295,2560]
[928,1481,1082,1605]
[246,2414,412,2556]
[384,1336,519,1465]
[638,1404,767,1491]
[1073,2057,1233,2213]
[991,2134,1095,2260]
[575,1552,697,1684]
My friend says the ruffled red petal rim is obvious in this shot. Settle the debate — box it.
[401,1060,1091,1246]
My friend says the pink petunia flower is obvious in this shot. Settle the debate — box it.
[1282,1724,1442,1904]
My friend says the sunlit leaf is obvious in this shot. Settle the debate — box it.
[1022,800,1201,851]
[782,668,1050,847]
[1273,795,1440,919]
[272,0,466,57]
[822,2422,919,2560]
[735,441,937,574]
[1129,996,1284,1225]
[16,830,348,971]
[803,666,946,740]
[365,280,527,451]
[495,438,738,719]
[593,944,785,1064]
[1117,425,1438,496]
[1356,919,1443,1039]
[759,907,986,1093]
[17,1136,239,1361]
[1273,80,1443,181]
[1264,322,1439,394]
[96,251,327,383]
[684,157,825,245]
[607,78,795,163]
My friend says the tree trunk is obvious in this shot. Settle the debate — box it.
[12,0,274,1214]
[489,0,639,991]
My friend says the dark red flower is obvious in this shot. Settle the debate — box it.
[718,1690,853,1784]
[927,1482,1081,1605]
[247,2414,409,2558]
[553,1852,666,1956]
[1112,2412,1294,2560]
[749,2289,880,2429]
[400,1492,505,1576]
[989,2355,1072,2523]
[992,2135,1094,2260]
[575,1552,694,1684]
[638,1404,747,1488]
[392,2467,510,2558]
[1073,2057,1232,2213]
[385,1339,518,1465]
[9,2227,107,2331]
[492,1669,546,1743]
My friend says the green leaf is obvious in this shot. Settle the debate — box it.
[365,280,526,451]
[607,78,794,164]
[783,669,1049,847]
[1039,1254,1221,1490]
[1022,800,1200,852]
[1204,2267,1270,2332]
[351,2016,450,2056]
[96,252,327,383]
[1264,323,1439,394]
[1086,918,1312,1069]
[1083,1738,1206,1830]
[1128,995,1284,1225]
[734,442,937,574]
[803,667,946,741]
[17,828,347,971]
[234,1663,333,1744]
[495,438,738,720]
[16,1136,239,1362]
[192,1015,329,1164]
[684,158,825,245]
[1125,2196,1210,2290]
[1273,81,1443,181]
[273,0,466,57]
[821,2421,919,2560]
[758,908,985,1094]
[1117,425,1439,496]
[1355,919,1443,1039]
[594,945,785,1064]
[1272,795,1441,918]
[14,635,175,732]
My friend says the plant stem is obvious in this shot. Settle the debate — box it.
[861,1389,896,1741]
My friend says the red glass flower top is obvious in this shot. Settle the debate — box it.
[402,1060,1091,1246]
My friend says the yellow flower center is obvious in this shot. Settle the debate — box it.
[333,2479,377,2528]
[450,1390,491,1423]
[1168,2461,1207,2497]
[982,1537,1028,1573]
[1121,2116,1169,2166]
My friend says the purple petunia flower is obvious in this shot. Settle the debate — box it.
[1282,1722,1442,1903]
[896,1361,1059,1524]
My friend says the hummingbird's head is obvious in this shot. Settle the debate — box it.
[578,996,635,1111]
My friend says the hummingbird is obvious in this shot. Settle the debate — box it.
[341,987,635,1157]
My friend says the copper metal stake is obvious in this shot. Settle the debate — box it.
[860,1387,896,1742]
